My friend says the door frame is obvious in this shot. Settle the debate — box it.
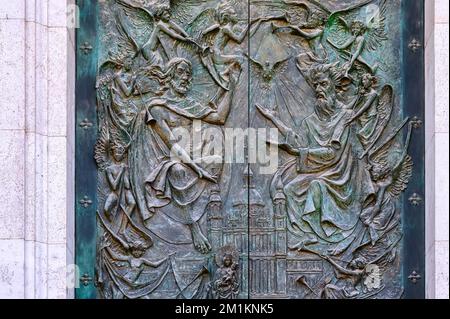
[74,0,427,299]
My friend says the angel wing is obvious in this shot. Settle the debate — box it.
[387,121,414,198]
[364,0,388,51]
[171,0,209,26]
[274,56,291,71]
[96,61,118,140]
[95,126,111,171]
[360,85,394,158]
[115,0,155,49]
[388,155,413,198]
[326,11,356,47]
[115,5,140,58]
[286,2,311,27]
[186,8,219,46]
[368,119,411,175]
[368,116,413,199]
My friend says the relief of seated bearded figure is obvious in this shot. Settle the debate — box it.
[257,63,376,256]
[130,57,236,256]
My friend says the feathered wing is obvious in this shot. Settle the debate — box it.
[95,126,111,171]
[96,60,117,138]
[387,155,413,198]
[115,5,140,58]
[387,121,414,198]
[171,0,210,26]
[326,10,356,48]
[365,0,388,51]
[115,0,155,49]
[367,138,390,170]
[273,56,291,75]
[360,85,394,157]
[286,2,311,27]
[186,8,219,46]
[373,85,394,139]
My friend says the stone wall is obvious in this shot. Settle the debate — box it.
[0,0,74,298]
[433,0,449,300]
[0,0,448,299]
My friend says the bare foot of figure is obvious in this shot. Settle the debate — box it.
[190,222,211,254]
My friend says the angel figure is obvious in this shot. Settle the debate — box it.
[346,74,394,152]
[97,233,172,299]
[190,1,269,89]
[142,5,199,63]
[105,240,167,270]
[95,129,136,227]
[116,0,198,67]
[327,0,388,76]
[273,5,329,60]
[360,119,414,245]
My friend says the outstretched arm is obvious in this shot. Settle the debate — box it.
[158,22,190,42]
[144,22,190,53]
[347,91,377,123]
[255,104,291,137]
[203,79,236,125]
[149,106,217,183]
[142,257,168,268]
[349,36,365,66]
[327,36,355,50]
[325,256,362,276]
[256,104,301,156]
[202,24,220,38]
[223,26,248,44]
[275,25,323,40]
[168,21,190,38]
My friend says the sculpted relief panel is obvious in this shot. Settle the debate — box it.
[93,0,416,299]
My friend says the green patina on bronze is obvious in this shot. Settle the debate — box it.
[75,0,426,299]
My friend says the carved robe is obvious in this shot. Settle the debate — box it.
[131,96,222,222]
[127,95,221,298]
[280,106,376,247]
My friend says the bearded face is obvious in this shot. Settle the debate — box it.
[312,73,337,118]
[170,62,192,95]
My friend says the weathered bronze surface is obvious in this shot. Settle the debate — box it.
[92,0,417,299]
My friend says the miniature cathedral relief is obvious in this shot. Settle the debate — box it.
[94,0,416,299]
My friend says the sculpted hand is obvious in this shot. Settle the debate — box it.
[256,104,276,120]
[195,166,218,184]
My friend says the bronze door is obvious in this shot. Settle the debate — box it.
[75,0,426,299]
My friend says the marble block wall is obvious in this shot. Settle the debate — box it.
[433,0,449,300]
[0,0,75,298]
[0,0,448,299]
